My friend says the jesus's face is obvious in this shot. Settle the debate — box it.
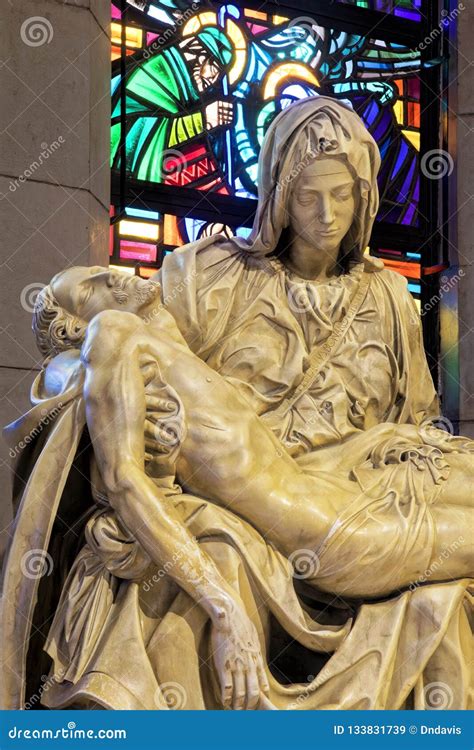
[51,266,160,322]
[287,158,356,257]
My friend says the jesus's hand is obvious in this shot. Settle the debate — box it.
[210,606,270,710]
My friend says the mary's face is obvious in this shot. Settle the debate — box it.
[287,158,356,253]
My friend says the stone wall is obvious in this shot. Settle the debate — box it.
[454,2,474,436]
[440,1,474,437]
[0,1,110,554]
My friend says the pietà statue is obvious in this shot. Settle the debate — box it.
[1,96,473,710]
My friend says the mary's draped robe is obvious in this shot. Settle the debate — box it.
[2,236,472,711]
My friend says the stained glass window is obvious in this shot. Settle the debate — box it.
[109,0,443,310]
[111,3,423,221]
[336,0,423,22]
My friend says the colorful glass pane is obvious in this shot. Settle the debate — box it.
[120,240,158,262]
[110,202,423,297]
[110,203,255,272]
[110,1,441,302]
[368,246,422,297]
[111,2,423,228]
[336,0,423,22]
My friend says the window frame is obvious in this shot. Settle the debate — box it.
[110,0,447,378]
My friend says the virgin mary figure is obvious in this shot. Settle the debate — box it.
[1,96,472,711]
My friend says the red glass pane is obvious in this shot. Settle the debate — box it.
[119,240,157,262]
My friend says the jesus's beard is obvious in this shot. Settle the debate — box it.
[134,279,160,306]
[111,278,160,308]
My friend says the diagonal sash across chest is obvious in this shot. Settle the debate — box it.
[272,270,372,419]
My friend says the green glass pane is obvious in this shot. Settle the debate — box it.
[137,117,169,182]
[366,49,410,60]
[112,95,150,119]
[192,111,203,136]
[197,27,233,66]
[128,63,179,113]
[127,117,157,172]
[142,52,180,99]
[110,123,121,166]
[169,111,203,147]
[165,48,198,104]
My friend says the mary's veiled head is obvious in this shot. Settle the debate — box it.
[235,96,381,271]
[285,157,356,268]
